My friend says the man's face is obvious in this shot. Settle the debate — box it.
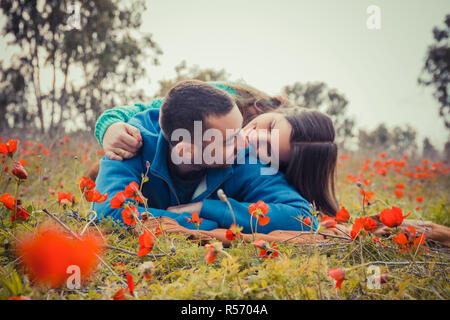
[200,104,246,168]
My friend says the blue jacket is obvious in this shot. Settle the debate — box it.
[93,108,318,233]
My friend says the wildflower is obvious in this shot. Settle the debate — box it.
[404,226,417,241]
[110,191,127,209]
[0,139,18,156]
[375,274,389,285]
[204,242,223,263]
[415,196,424,202]
[321,215,337,229]
[57,192,76,206]
[113,288,128,300]
[139,261,155,280]
[84,189,108,203]
[413,233,426,247]
[350,219,364,240]
[10,203,30,222]
[249,200,270,226]
[335,206,350,223]
[137,230,155,257]
[124,181,144,203]
[393,233,408,246]
[121,205,139,226]
[260,243,279,259]
[359,189,375,203]
[185,212,203,227]
[394,189,404,197]
[80,176,96,192]
[362,216,377,231]
[395,183,405,189]
[16,226,103,288]
[12,161,28,180]
[302,216,312,226]
[126,273,135,296]
[225,224,242,241]
[0,193,16,210]
[379,206,410,228]
[327,268,345,289]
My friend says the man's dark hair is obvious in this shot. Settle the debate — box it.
[160,80,235,144]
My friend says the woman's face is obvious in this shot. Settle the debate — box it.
[243,112,292,165]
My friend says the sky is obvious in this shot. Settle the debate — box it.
[140,0,450,150]
[1,0,449,150]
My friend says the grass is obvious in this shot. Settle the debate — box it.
[0,136,448,300]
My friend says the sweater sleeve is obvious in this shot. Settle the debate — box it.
[94,99,163,147]
[199,161,319,234]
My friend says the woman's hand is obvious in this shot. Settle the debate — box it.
[103,122,143,161]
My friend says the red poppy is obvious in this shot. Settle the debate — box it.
[10,204,30,222]
[335,207,350,223]
[321,215,337,229]
[362,216,377,231]
[393,233,408,248]
[185,212,203,226]
[327,268,345,289]
[121,206,139,226]
[359,189,375,203]
[124,181,144,203]
[302,216,312,226]
[113,288,128,300]
[80,176,96,192]
[350,219,364,240]
[404,225,416,241]
[126,273,135,296]
[260,243,279,259]
[204,244,219,263]
[395,183,405,189]
[84,189,108,203]
[16,226,103,288]
[0,193,16,210]
[379,206,410,228]
[137,230,155,257]
[12,161,28,180]
[57,192,76,206]
[249,200,270,226]
[110,191,127,209]
[413,233,426,247]
[394,189,404,198]
[415,196,424,202]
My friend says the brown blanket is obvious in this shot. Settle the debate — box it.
[143,216,334,247]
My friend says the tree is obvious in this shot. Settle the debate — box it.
[422,137,439,160]
[155,60,229,97]
[0,0,162,134]
[282,82,355,149]
[419,14,450,129]
[357,123,418,157]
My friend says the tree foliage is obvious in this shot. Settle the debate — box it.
[419,14,450,129]
[281,82,355,149]
[0,0,162,134]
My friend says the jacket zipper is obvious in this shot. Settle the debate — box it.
[150,171,181,205]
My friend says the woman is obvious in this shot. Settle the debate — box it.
[94,81,339,217]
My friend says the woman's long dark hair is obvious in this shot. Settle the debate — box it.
[278,107,339,217]
[225,84,339,217]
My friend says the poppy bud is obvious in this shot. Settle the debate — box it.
[12,161,28,180]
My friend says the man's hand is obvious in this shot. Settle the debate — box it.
[167,201,203,214]
[103,122,143,161]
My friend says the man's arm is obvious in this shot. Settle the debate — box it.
[199,162,318,234]
[94,99,163,147]
[93,155,219,230]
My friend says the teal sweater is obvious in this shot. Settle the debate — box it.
[94,82,239,146]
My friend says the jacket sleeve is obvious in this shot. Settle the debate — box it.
[199,162,318,234]
[94,99,163,147]
[92,155,219,230]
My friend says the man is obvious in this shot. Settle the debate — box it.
[94,80,316,233]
